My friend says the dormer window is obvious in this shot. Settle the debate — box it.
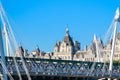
[66,43,68,46]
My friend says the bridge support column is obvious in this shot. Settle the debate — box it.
[0,25,8,80]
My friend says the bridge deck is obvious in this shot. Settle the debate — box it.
[0,57,120,80]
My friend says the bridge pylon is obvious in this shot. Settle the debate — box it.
[0,25,8,80]
[109,7,120,78]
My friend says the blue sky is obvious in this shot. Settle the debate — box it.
[1,0,120,52]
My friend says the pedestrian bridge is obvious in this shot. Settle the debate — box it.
[0,1,120,80]
[0,57,119,80]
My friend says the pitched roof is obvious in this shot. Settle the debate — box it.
[63,28,74,46]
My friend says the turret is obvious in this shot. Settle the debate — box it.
[66,27,69,36]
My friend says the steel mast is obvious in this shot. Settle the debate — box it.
[109,8,120,73]
[0,2,8,80]
[0,20,8,80]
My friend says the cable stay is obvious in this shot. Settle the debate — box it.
[103,19,114,45]
[0,4,22,80]
[0,59,14,80]
[0,2,31,80]
[94,34,100,62]
[99,8,120,76]
[109,8,120,73]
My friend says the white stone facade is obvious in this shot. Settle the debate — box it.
[15,28,120,62]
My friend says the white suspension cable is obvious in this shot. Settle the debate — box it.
[94,34,100,62]
[0,59,14,80]
[0,3,22,80]
[4,24,11,56]
[8,41,22,80]
[103,19,114,44]
[7,22,31,80]
[109,8,120,73]
[0,3,32,80]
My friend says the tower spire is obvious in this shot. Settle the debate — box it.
[66,24,69,36]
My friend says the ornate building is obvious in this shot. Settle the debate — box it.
[53,28,80,60]
[15,28,120,62]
